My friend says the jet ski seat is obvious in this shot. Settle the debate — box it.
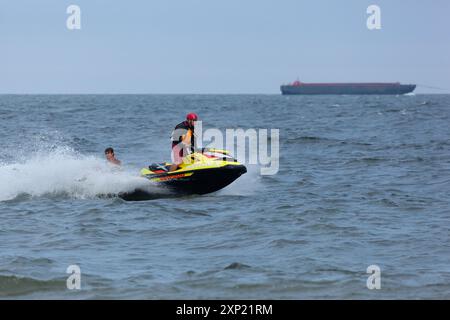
[148,163,170,173]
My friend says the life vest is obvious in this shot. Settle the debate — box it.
[171,121,196,152]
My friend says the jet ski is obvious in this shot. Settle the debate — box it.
[140,148,247,195]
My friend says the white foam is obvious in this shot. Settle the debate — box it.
[0,147,150,202]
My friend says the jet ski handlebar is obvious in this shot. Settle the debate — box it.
[197,148,230,155]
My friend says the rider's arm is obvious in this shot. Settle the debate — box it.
[181,129,192,146]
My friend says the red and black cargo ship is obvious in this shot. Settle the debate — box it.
[281,80,416,95]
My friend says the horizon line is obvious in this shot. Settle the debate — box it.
[0,92,448,95]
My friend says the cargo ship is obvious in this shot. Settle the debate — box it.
[280,80,416,95]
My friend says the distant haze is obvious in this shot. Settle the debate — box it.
[1,0,449,94]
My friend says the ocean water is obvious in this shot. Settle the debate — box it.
[0,94,449,299]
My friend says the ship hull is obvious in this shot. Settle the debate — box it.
[280,84,416,95]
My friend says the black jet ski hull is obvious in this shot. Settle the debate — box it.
[118,165,246,201]
[118,189,178,201]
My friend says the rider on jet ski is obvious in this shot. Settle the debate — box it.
[169,113,198,172]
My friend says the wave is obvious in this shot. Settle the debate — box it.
[0,274,65,297]
[224,262,251,270]
[345,156,387,165]
[286,136,373,148]
[285,136,332,145]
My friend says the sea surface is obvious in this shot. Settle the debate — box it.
[0,94,449,299]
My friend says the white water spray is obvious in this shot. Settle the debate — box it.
[0,147,150,202]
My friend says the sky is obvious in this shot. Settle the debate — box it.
[1,0,449,94]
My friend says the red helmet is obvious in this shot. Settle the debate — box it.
[186,113,198,121]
